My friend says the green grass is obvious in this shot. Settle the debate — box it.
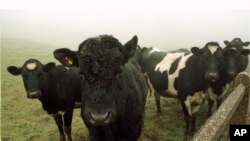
[1,39,250,141]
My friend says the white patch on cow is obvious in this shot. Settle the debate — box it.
[49,111,65,117]
[184,91,206,116]
[149,47,161,54]
[155,52,187,73]
[58,111,65,115]
[208,45,218,54]
[207,87,217,102]
[65,66,70,70]
[26,62,36,70]
[167,53,192,96]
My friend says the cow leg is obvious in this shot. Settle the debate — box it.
[63,110,73,141]
[53,114,66,141]
[217,98,223,108]
[207,88,216,117]
[154,92,161,114]
[207,98,214,117]
[180,101,192,141]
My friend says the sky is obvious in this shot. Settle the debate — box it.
[0,0,250,51]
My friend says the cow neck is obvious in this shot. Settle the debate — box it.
[39,73,49,111]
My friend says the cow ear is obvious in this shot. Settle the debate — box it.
[123,35,138,59]
[240,49,250,56]
[191,47,202,55]
[224,40,230,46]
[53,48,78,67]
[7,66,22,76]
[243,41,250,47]
[43,62,56,72]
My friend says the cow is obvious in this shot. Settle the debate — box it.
[224,38,250,72]
[7,59,81,141]
[207,47,250,116]
[136,47,190,114]
[174,42,225,140]
[53,35,148,141]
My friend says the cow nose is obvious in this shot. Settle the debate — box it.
[89,110,111,126]
[27,91,41,99]
[228,71,236,77]
[207,73,219,81]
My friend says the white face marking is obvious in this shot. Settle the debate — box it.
[26,62,36,70]
[184,91,206,116]
[149,47,162,54]
[208,45,218,54]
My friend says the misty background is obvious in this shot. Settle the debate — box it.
[1,9,249,51]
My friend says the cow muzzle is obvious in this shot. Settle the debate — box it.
[206,72,219,82]
[228,71,236,78]
[87,109,112,126]
[27,90,42,99]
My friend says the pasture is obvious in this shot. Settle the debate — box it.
[1,39,250,141]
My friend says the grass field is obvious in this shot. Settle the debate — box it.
[1,39,250,141]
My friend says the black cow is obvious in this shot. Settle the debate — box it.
[207,47,250,116]
[7,59,81,141]
[175,42,224,140]
[224,38,250,72]
[53,35,147,141]
[136,47,190,114]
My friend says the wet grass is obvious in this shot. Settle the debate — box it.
[1,39,250,141]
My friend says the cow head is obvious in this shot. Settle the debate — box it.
[54,35,138,126]
[223,48,250,78]
[7,59,55,99]
[191,42,224,82]
[224,38,250,50]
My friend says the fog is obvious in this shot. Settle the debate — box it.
[1,9,249,51]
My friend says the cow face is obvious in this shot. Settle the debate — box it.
[224,38,250,50]
[191,42,224,82]
[54,35,138,126]
[7,59,55,99]
[223,48,250,78]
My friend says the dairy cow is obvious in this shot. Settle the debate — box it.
[7,59,81,141]
[207,39,250,116]
[53,35,147,141]
[137,47,190,114]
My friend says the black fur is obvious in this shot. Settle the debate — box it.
[177,42,224,140]
[224,38,250,72]
[7,59,81,141]
[53,35,147,141]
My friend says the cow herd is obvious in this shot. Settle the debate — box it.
[7,36,250,141]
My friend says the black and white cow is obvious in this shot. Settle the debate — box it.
[207,39,250,116]
[7,59,81,141]
[175,42,224,140]
[208,48,250,115]
[53,35,148,141]
[136,47,190,114]
[224,38,250,72]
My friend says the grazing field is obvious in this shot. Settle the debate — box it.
[1,39,250,141]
